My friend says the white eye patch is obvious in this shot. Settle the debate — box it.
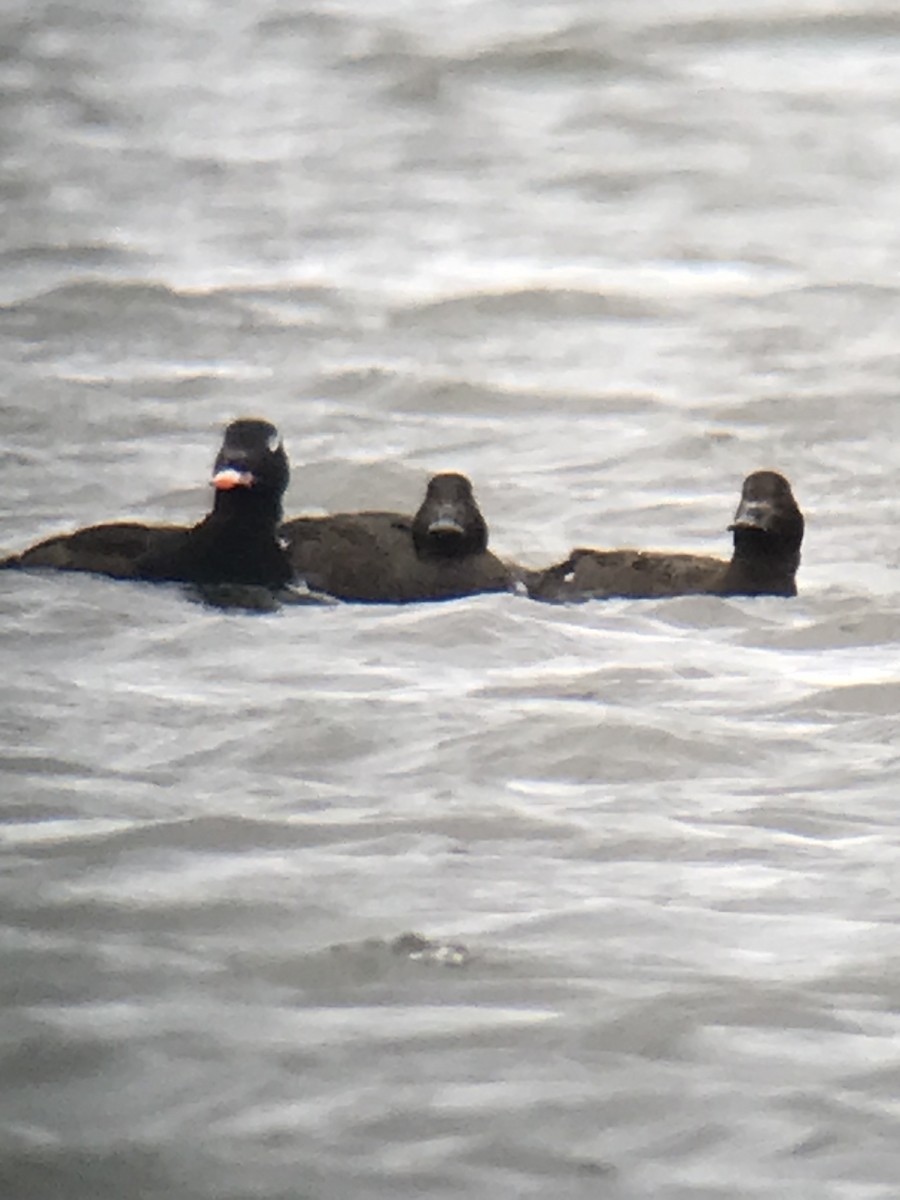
[267,430,282,454]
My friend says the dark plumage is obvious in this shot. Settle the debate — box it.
[281,472,513,602]
[526,470,804,602]
[1,418,294,589]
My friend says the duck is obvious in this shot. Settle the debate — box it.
[526,470,804,602]
[281,472,514,602]
[1,418,294,589]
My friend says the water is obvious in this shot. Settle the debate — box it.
[2,2,900,1197]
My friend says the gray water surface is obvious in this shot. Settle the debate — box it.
[2,2,900,1197]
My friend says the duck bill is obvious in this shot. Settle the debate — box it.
[728,497,772,533]
[212,467,256,490]
[427,514,466,538]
